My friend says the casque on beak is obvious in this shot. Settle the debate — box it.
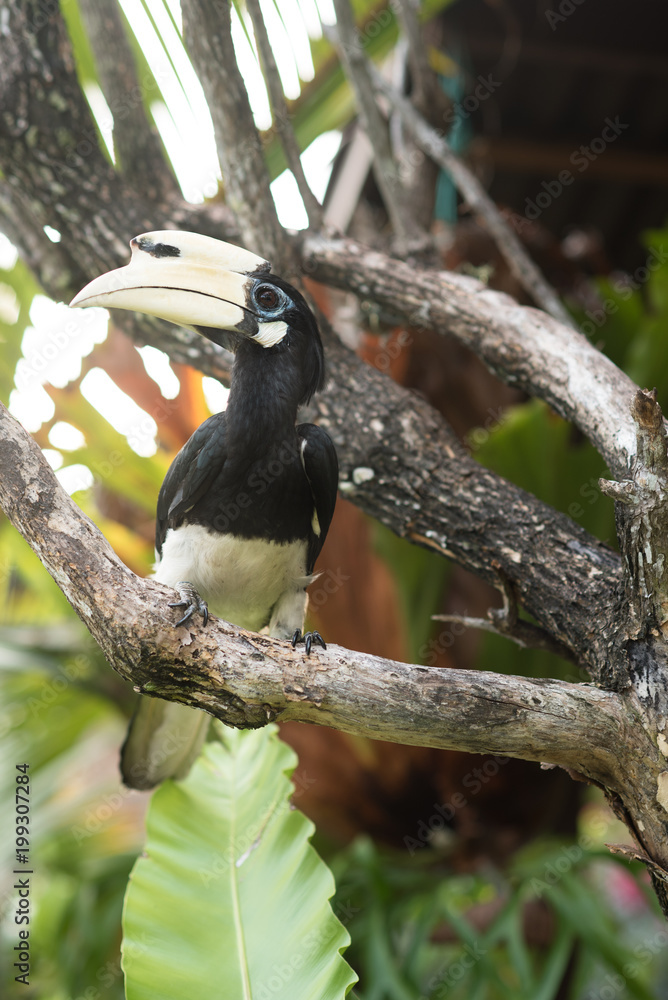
[69,231,271,333]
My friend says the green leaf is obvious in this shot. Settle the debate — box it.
[122,726,357,999]
[531,925,575,1000]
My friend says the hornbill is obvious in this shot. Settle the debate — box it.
[70,231,338,790]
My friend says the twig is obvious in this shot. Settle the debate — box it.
[433,559,576,660]
[245,0,322,229]
[369,67,575,328]
[329,0,423,244]
[393,0,432,111]
[432,614,575,660]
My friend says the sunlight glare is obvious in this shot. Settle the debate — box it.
[49,422,86,451]
[0,233,19,270]
[56,464,95,495]
[83,82,115,162]
[137,344,181,399]
[81,368,158,457]
[202,376,230,414]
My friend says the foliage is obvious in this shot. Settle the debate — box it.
[327,833,668,1000]
[123,727,357,999]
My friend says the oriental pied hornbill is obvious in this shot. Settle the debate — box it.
[70,231,338,790]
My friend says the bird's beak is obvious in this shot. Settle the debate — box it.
[69,231,270,332]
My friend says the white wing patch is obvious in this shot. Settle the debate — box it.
[255,320,288,348]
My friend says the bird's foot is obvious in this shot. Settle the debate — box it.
[169,581,209,627]
[291,628,326,656]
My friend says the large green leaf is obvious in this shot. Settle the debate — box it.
[122,725,357,999]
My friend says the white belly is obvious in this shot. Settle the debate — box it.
[154,524,310,634]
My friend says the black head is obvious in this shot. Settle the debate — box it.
[229,273,325,407]
[70,230,326,407]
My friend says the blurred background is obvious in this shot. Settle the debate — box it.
[2,0,668,996]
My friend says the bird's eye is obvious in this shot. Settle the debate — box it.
[254,284,281,311]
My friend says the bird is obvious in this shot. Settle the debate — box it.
[70,230,338,790]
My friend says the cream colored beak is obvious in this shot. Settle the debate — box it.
[69,231,270,331]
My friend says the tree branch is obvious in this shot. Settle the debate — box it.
[0,0,238,284]
[369,68,574,328]
[245,0,322,229]
[77,0,178,201]
[2,0,668,917]
[5,394,668,909]
[393,0,432,112]
[0,398,630,782]
[329,0,423,245]
[301,234,643,480]
[181,0,285,265]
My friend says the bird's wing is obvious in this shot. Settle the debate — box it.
[156,411,228,557]
[297,423,339,574]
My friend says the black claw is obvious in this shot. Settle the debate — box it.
[169,581,209,628]
[291,629,326,656]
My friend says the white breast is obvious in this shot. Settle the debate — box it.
[154,524,310,635]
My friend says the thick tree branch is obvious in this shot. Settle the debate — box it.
[2,0,668,913]
[3,396,668,909]
[0,399,634,779]
[302,234,643,481]
[601,389,668,633]
[0,0,238,286]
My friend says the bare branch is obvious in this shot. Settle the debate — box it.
[181,0,285,265]
[393,0,432,111]
[5,394,668,910]
[369,67,574,328]
[108,302,621,677]
[433,562,576,660]
[329,0,423,244]
[432,614,575,659]
[245,0,322,229]
[302,233,641,479]
[77,0,177,201]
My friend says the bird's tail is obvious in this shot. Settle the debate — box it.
[120,698,210,790]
